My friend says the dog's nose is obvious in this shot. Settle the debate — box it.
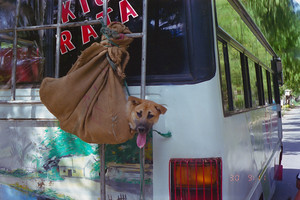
[138,127,145,133]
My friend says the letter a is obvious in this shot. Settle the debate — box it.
[81,25,99,44]
[119,0,138,23]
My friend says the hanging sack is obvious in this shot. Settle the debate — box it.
[39,22,135,144]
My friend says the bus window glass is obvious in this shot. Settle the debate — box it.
[53,0,216,84]
[0,3,45,87]
[126,0,188,77]
[262,69,269,105]
[0,37,44,86]
[0,1,16,29]
[270,74,275,104]
[18,1,50,26]
[248,59,259,107]
[216,0,272,69]
[218,41,229,112]
[266,70,273,104]
[56,0,188,78]
[126,0,216,84]
[228,45,244,110]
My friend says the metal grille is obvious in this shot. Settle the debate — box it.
[169,158,222,200]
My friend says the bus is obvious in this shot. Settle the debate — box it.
[0,0,283,200]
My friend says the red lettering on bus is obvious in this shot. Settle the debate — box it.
[81,25,99,44]
[79,0,90,14]
[61,1,76,23]
[60,31,76,54]
[95,0,103,6]
[96,7,113,25]
[119,0,138,23]
[95,0,111,6]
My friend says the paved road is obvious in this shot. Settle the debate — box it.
[272,106,300,200]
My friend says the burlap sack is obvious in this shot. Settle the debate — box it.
[39,22,134,144]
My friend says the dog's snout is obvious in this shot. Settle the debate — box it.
[138,127,145,133]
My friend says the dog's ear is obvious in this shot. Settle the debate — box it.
[128,96,142,106]
[155,104,167,115]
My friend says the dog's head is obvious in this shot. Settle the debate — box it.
[127,96,167,148]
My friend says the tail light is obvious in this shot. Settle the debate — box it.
[169,158,222,200]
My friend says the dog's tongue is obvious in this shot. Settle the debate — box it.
[137,133,147,149]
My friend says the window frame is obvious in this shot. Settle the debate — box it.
[217,27,276,116]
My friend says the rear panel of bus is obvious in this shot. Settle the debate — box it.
[0,0,282,200]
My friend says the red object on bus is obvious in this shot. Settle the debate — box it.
[169,158,222,200]
[0,47,42,84]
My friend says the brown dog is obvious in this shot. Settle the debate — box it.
[127,96,167,148]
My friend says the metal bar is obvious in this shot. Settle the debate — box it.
[11,0,22,100]
[103,0,107,26]
[140,0,148,100]
[100,1,108,200]
[139,149,145,200]
[0,34,35,45]
[54,0,63,78]
[100,144,106,200]
[140,0,148,199]
[0,22,144,39]
[0,21,104,33]
[0,100,42,104]
[126,33,143,38]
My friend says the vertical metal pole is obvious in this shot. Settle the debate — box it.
[103,0,107,26]
[100,2,108,200]
[140,0,148,100]
[100,144,106,200]
[11,0,21,100]
[55,0,62,78]
[140,0,148,199]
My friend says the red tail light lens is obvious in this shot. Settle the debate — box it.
[169,158,222,200]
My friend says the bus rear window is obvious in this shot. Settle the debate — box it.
[57,0,216,85]
[1,0,216,86]
[125,0,216,85]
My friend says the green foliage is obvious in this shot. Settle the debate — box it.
[40,168,64,181]
[104,134,143,164]
[93,134,153,170]
[42,128,96,160]
[40,127,97,180]
[240,0,300,93]
[10,169,28,177]
[39,189,73,200]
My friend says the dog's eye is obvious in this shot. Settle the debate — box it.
[137,111,142,118]
[147,112,154,119]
